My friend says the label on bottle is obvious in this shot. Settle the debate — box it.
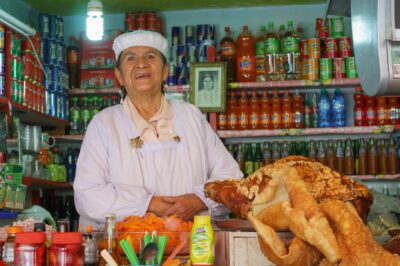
[260,112,270,128]
[283,37,299,53]
[238,56,255,71]
[255,55,266,75]
[70,109,80,131]
[336,147,344,158]
[265,38,280,54]
[217,113,227,129]
[249,112,260,129]
[254,161,261,171]
[245,161,254,176]
[271,113,281,128]
[389,108,397,122]
[282,112,291,127]
[366,109,375,122]
[354,110,363,122]
[377,109,387,124]
[67,51,79,64]
[293,111,303,128]
[238,113,248,129]
[228,113,238,129]
[255,41,265,55]
[221,43,236,57]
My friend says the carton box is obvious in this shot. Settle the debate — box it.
[80,69,120,89]
[14,184,27,210]
[80,39,114,51]
[0,164,23,184]
[81,49,116,70]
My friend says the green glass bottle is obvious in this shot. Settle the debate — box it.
[289,141,298,156]
[81,97,91,132]
[304,93,312,128]
[299,141,308,157]
[272,141,281,162]
[263,142,272,165]
[244,143,254,177]
[280,141,290,158]
[90,96,101,119]
[308,140,316,159]
[69,97,81,134]
[254,143,263,171]
[235,143,246,174]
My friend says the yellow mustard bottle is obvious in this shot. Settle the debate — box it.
[190,215,215,265]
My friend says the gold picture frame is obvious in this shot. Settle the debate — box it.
[189,62,227,112]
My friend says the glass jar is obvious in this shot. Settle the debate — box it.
[14,232,46,266]
[2,225,23,265]
[49,232,83,266]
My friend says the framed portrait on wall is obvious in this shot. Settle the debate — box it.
[189,62,227,112]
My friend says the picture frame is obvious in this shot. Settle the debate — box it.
[189,62,227,112]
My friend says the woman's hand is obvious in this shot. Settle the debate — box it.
[161,193,208,221]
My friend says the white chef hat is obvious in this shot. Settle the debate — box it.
[112,30,168,60]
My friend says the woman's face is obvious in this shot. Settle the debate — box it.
[115,46,168,96]
[203,76,213,90]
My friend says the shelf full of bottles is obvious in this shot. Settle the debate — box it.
[22,176,72,189]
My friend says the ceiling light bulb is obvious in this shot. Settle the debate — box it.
[86,0,103,41]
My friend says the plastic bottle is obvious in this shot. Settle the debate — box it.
[236,25,256,82]
[265,22,280,54]
[335,140,344,173]
[375,97,388,126]
[304,93,312,128]
[249,91,260,129]
[255,26,266,81]
[83,225,98,266]
[81,97,91,132]
[343,139,354,175]
[278,25,286,52]
[283,20,299,53]
[353,86,366,126]
[238,91,249,130]
[358,139,368,175]
[244,143,254,176]
[331,88,346,127]
[388,97,399,125]
[190,216,214,266]
[272,141,281,162]
[316,140,326,165]
[317,88,332,128]
[311,92,319,128]
[281,90,292,129]
[220,26,237,82]
[254,143,263,171]
[263,142,272,165]
[308,140,317,160]
[69,97,81,134]
[270,90,282,129]
[227,92,238,130]
[90,96,101,120]
[260,91,271,129]
[292,91,304,128]
[365,96,377,126]
[2,226,23,265]
[67,36,80,89]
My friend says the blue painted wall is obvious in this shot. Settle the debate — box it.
[0,0,38,28]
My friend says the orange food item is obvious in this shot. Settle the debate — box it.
[117,213,192,232]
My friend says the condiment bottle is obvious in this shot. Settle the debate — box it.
[49,232,83,266]
[2,226,23,265]
[99,214,120,266]
[190,216,214,266]
[343,139,354,175]
[367,138,378,175]
[83,225,98,266]
[14,232,46,266]
[358,139,368,175]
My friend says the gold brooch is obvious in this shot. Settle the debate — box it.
[173,135,181,143]
[130,136,144,149]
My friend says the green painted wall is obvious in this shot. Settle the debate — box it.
[0,0,38,28]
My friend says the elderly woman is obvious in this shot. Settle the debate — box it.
[73,30,242,229]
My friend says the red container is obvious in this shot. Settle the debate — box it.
[300,39,308,59]
[318,27,329,38]
[14,232,46,266]
[338,37,352,57]
[333,58,346,79]
[136,12,146,30]
[49,232,83,266]
[316,18,324,32]
[125,12,135,32]
[146,11,157,31]
[307,38,321,59]
[324,37,338,58]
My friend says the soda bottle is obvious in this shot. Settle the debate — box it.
[281,141,290,158]
[358,139,368,175]
[308,140,317,159]
[236,25,256,82]
[343,139,354,175]
[235,143,245,173]
[335,140,344,173]
[283,20,299,53]
[81,97,91,132]
[388,97,399,125]
[331,88,346,127]
[65,148,75,183]
[289,142,298,156]
[326,140,336,170]
[278,25,286,52]
[227,92,238,130]
[220,26,237,82]
[292,91,304,128]
[263,142,272,165]
[265,22,280,54]
[311,92,319,128]
[316,140,326,165]
[255,26,266,81]
[387,138,399,174]
[67,36,80,89]
[238,91,249,130]
[318,88,332,128]
[254,143,262,170]
[271,141,281,162]
[367,138,378,175]
[260,91,271,129]
[299,142,308,157]
[70,97,81,134]
[270,90,282,129]
[244,143,254,176]
[365,96,376,126]
[378,139,387,175]
[376,97,388,126]
[249,91,260,129]
[304,93,312,128]
[90,96,101,120]
[282,90,292,129]
[217,111,227,130]
[226,144,235,158]
[353,86,366,126]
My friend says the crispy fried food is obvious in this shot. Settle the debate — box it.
[319,200,400,266]
[204,156,373,220]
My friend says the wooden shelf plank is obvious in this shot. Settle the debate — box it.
[350,174,400,181]
[22,176,73,189]
[69,88,120,94]
[165,85,190,92]
[217,126,394,138]
[55,135,84,141]
[228,78,360,89]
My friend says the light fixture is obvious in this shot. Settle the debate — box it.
[86,0,104,41]
[0,9,36,37]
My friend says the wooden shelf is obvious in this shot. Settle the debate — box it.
[217,126,395,138]
[228,78,360,89]
[350,174,400,181]
[55,135,84,141]
[22,176,73,189]
[69,88,120,95]
[165,85,190,92]
[10,101,70,127]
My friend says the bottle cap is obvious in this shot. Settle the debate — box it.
[51,232,82,244]
[15,232,46,244]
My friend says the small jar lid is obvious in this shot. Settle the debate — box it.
[51,232,82,244]
[15,232,46,244]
